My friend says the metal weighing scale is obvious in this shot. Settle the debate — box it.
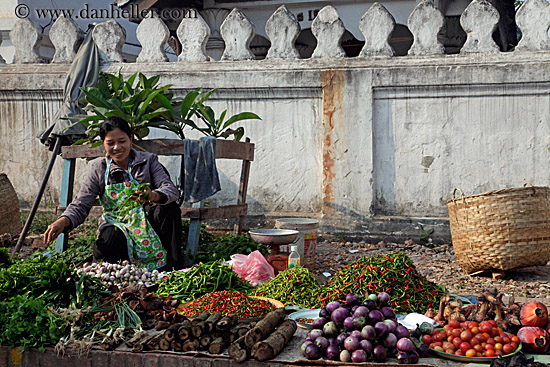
[249,229,299,275]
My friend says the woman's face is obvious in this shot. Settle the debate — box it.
[103,128,132,167]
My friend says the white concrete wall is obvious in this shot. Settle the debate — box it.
[1,1,550,241]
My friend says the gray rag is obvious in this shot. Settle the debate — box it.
[183,137,221,203]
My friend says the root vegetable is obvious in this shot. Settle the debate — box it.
[244,308,286,348]
[251,319,297,361]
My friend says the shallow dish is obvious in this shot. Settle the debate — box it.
[429,329,521,362]
[250,296,284,309]
[288,309,321,329]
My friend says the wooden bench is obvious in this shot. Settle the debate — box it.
[56,138,254,267]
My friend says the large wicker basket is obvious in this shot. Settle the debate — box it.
[447,186,550,274]
[0,173,21,237]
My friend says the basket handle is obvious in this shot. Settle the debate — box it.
[451,187,468,225]
[523,182,536,195]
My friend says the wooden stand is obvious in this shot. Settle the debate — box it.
[55,138,254,266]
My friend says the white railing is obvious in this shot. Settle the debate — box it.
[2,0,550,64]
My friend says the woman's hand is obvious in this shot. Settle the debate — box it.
[43,217,71,244]
[131,187,161,204]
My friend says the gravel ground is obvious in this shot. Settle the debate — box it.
[312,240,550,304]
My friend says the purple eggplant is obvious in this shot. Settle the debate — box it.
[311,317,328,330]
[353,305,369,318]
[301,341,313,356]
[315,336,329,351]
[380,306,396,320]
[351,305,359,314]
[344,336,360,352]
[359,339,373,354]
[397,351,411,364]
[363,299,377,310]
[395,325,410,339]
[384,333,397,348]
[351,349,368,363]
[304,343,321,360]
[336,333,349,346]
[326,301,341,313]
[369,310,384,324]
[417,343,429,357]
[327,337,336,345]
[323,321,339,336]
[331,307,350,324]
[319,308,330,319]
[340,350,351,362]
[373,345,388,362]
[383,319,397,333]
[361,325,376,340]
[346,293,360,305]
[409,351,420,364]
[375,321,389,336]
[396,338,415,353]
[377,292,390,305]
[343,316,354,331]
[326,344,340,360]
[352,316,366,330]
[350,330,362,340]
[308,329,323,341]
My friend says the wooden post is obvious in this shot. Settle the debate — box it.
[55,158,76,253]
[185,200,204,267]
[234,137,251,235]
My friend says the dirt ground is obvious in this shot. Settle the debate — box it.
[312,240,550,304]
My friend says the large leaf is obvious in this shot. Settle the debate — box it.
[196,104,216,125]
[216,110,227,130]
[180,89,201,119]
[80,87,115,109]
[222,112,261,130]
[148,75,160,89]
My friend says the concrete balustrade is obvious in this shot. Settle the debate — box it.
[3,1,550,64]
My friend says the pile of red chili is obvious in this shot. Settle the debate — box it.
[178,290,276,318]
[319,252,445,314]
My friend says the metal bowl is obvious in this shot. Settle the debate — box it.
[248,229,299,245]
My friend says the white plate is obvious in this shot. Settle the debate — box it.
[288,309,321,329]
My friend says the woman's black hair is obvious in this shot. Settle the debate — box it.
[99,116,132,140]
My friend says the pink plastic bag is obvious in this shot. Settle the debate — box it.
[230,250,275,286]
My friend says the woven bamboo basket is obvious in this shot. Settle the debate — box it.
[447,186,550,274]
[0,173,21,237]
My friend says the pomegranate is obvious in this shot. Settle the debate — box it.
[517,327,550,353]
[520,301,549,327]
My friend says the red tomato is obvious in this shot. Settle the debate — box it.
[510,342,518,350]
[494,336,503,344]
[449,319,461,329]
[422,334,433,344]
[490,328,500,338]
[471,326,480,335]
[433,332,445,342]
[451,328,462,337]
[495,350,503,357]
[480,322,493,334]
[469,337,480,347]
[511,336,520,344]
[459,342,472,353]
[460,330,474,342]
[452,337,462,349]
[454,350,465,356]
[485,344,495,351]
[502,343,514,355]
[434,346,444,352]
[485,349,495,357]
[443,324,452,333]
[433,342,443,348]
[480,332,491,341]
[473,344,484,353]
[443,342,455,351]
[486,338,496,346]
[494,343,503,350]
[465,349,477,357]
[488,320,497,327]
[502,336,511,344]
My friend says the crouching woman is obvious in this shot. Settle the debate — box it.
[44,116,183,270]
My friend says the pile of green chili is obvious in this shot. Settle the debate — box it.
[155,260,252,302]
[252,266,321,309]
[319,252,445,314]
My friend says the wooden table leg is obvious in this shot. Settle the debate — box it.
[55,158,75,253]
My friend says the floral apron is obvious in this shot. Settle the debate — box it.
[101,158,167,270]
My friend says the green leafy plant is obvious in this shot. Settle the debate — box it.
[0,295,67,351]
[73,71,175,146]
[170,88,261,141]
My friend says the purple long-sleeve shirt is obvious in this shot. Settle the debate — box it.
[61,149,179,229]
